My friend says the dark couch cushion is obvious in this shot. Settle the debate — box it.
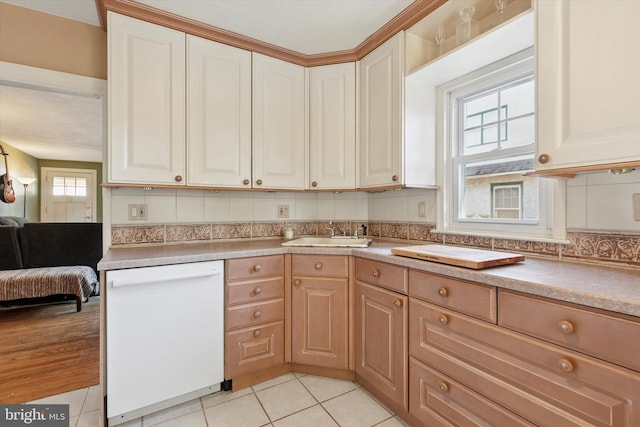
[0,226,23,270]
[20,223,103,274]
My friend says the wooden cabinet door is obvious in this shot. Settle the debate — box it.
[358,32,403,188]
[536,0,640,172]
[108,12,186,185]
[291,276,348,369]
[355,281,408,411]
[309,63,356,190]
[252,53,306,190]
[187,35,252,188]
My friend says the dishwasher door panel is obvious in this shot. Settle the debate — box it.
[106,261,224,420]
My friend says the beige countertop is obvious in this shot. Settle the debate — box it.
[98,239,640,318]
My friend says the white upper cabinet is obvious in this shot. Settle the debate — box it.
[358,32,403,188]
[536,0,640,172]
[309,63,356,190]
[187,35,252,187]
[108,12,186,185]
[252,53,307,190]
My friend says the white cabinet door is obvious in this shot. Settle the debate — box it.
[252,53,307,190]
[187,35,252,187]
[359,32,404,188]
[536,0,640,172]
[108,12,186,185]
[309,63,356,190]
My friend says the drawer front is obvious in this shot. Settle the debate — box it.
[226,255,284,281]
[224,320,284,379]
[410,298,640,427]
[355,258,407,294]
[226,277,284,306]
[499,290,640,372]
[226,299,284,331]
[409,357,534,427]
[292,254,348,278]
[409,269,497,323]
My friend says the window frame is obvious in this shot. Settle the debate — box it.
[435,48,567,243]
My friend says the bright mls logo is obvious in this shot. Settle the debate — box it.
[1,404,69,426]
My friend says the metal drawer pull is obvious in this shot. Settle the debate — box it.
[439,314,448,325]
[254,329,261,337]
[315,262,323,270]
[558,358,574,373]
[372,270,380,278]
[394,299,403,308]
[294,279,302,286]
[254,311,262,319]
[438,287,448,297]
[439,382,449,393]
[254,264,262,272]
[558,320,575,334]
[254,287,262,295]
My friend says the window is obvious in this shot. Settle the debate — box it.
[52,176,87,197]
[437,49,566,241]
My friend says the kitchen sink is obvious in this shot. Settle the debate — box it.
[281,237,372,248]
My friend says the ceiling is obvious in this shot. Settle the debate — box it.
[0,0,415,163]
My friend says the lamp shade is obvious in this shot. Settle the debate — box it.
[16,177,36,186]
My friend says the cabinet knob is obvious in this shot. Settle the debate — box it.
[438,314,448,325]
[254,287,262,295]
[538,154,550,164]
[439,382,449,393]
[254,329,261,337]
[558,358,574,373]
[174,175,183,182]
[558,320,575,334]
[254,311,262,319]
[392,175,399,182]
[394,299,403,308]
[372,270,380,278]
[243,179,250,185]
[438,287,448,297]
[312,181,318,187]
[315,262,323,270]
[294,279,301,286]
[254,264,262,272]
[256,179,263,185]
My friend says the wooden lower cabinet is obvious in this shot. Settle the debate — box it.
[409,297,640,426]
[225,321,284,378]
[291,255,349,371]
[355,280,408,413]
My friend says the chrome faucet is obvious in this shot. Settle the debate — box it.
[328,221,347,237]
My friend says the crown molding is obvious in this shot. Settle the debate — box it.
[98,0,446,66]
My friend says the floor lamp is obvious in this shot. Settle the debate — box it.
[16,177,36,218]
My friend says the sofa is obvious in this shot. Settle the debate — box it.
[0,217,102,311]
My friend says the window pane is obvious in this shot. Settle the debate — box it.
[460,156,539,221]
[501,115,534,149]
[501,80,534,117]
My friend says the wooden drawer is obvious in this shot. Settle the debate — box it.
[499,290,640,372]
[355,258,407,294]
[226,277,284,306]
[409,270,496,323]
[226,255,283,281]
[225,298,284,331]
[409,356,534,427]
[224,320,284,379]
[292,254,348,278]
[410,297,640,427]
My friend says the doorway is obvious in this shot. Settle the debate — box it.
[41,167,97,222]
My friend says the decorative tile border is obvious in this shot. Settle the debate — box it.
[110,221,640,268]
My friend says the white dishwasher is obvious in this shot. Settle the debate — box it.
[106,261,224,425]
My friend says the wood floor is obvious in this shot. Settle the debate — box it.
[0,298,100,403]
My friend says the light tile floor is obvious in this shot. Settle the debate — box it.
[26,374,410,427]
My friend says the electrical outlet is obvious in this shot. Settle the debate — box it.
[128,204,148,221]
[277,204,290,219]
[418,202,426,218]
[634,194,640,221]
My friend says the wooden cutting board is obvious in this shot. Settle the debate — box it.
[391,244,524,269]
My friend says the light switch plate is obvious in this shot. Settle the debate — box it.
[634,194,640,221]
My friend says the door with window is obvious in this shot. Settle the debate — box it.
[41,168,97,222]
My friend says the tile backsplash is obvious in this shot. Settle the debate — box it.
[109,170,640,268]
